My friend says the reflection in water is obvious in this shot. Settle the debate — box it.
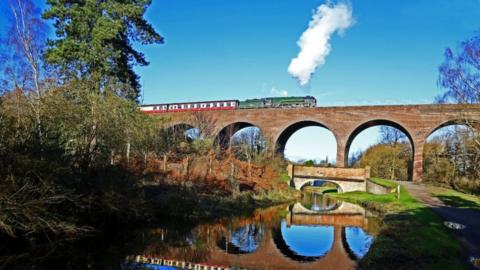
[278,221,334,260]
[344,227,374,259]
[301,192,340,212]
[216,224,264,254]
[3,194,378,270]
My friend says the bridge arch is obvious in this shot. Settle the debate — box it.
[425,118,480,141]
[341,227,375,260]
[298,179,343,193]
[271,221,335,262]
[275,120,338,157]
[344,119,415,180]
[163,123,199,142]
[214,121,263,148]
[422,118,480,183]
[216,223,265,255]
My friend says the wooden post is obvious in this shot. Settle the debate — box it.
[230,162,235,178]
[163,154,167,171]
[126,141,131,165]
[110,150,114,165]
[208,156,213,175]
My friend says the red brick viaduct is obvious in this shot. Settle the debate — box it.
[158,104,480,182]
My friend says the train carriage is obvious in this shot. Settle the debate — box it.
[140,100,239,114]
[140,96,316,113]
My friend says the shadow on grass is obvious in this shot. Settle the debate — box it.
[436,195,480,210]
[358,205,469,270]
[359,206,468,270]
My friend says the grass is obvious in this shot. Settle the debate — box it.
[328,178,468,270]
[427,185,480,211]
[369,177,399,189]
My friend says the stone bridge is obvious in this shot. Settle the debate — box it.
[286,164,369,192]
[156,104,480,181]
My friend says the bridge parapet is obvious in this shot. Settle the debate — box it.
[288,164,369,192]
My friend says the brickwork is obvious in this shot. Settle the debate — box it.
[158,104,480,182]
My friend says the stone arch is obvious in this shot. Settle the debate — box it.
[275,120,338,155]
[214,121,261,148]
[422,118,480,183]
[345,119,414,164]
[164,123,197,141]
[298,179,343,193]
[216,223,265,255]
[425,118,480,141]
[271,223,334,262]
[344,119,415,180]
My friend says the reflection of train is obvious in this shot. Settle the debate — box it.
[140,96,317,114]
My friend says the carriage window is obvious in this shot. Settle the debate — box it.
[200,103,207,108]
[230,101,237,107]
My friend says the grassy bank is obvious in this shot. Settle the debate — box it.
[328,180,468,270]
[427,185,480,211]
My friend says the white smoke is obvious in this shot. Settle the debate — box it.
[270,86,288,97]
[288,2,354,86]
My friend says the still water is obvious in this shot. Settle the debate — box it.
[128,193,379,270]
[4,193,378,270]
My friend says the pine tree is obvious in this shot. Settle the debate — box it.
[43,0,163,101]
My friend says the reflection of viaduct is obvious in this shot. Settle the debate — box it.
[137,203,373,270]
[160,104,480,181]
[286,201,369,229]
[207,226,357,270]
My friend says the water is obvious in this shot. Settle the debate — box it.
[129,193,379,270]
[4,193,378,270]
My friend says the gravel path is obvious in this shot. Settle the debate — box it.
[400,181,480,268]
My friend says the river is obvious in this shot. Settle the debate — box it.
[5,193,379,270]
[126,193,379,270]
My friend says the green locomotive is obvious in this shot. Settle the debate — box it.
[238,96,316,109]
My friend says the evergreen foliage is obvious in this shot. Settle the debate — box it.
[43,0,164,101]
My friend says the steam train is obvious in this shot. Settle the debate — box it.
[140,96,317,114]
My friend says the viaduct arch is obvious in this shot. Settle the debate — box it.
[157,104,480,182]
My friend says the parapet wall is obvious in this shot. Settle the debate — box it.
[287,164,370,180]
[366,180,398,195]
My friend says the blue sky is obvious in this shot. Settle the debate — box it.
[1,0,479,161]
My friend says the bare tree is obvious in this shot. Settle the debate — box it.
[231,127,266,177]
[379,126,410,180]
[2,0,48,147]
[190,112,216,139]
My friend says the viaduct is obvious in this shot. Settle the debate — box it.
[158,104,480,182]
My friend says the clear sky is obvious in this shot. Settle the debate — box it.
[1,0,479,161]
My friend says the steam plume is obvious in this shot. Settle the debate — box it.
[288,2,354,86]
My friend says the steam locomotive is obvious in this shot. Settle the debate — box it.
[140,96,317,114]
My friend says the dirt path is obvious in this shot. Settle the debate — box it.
[400,181,480,267]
